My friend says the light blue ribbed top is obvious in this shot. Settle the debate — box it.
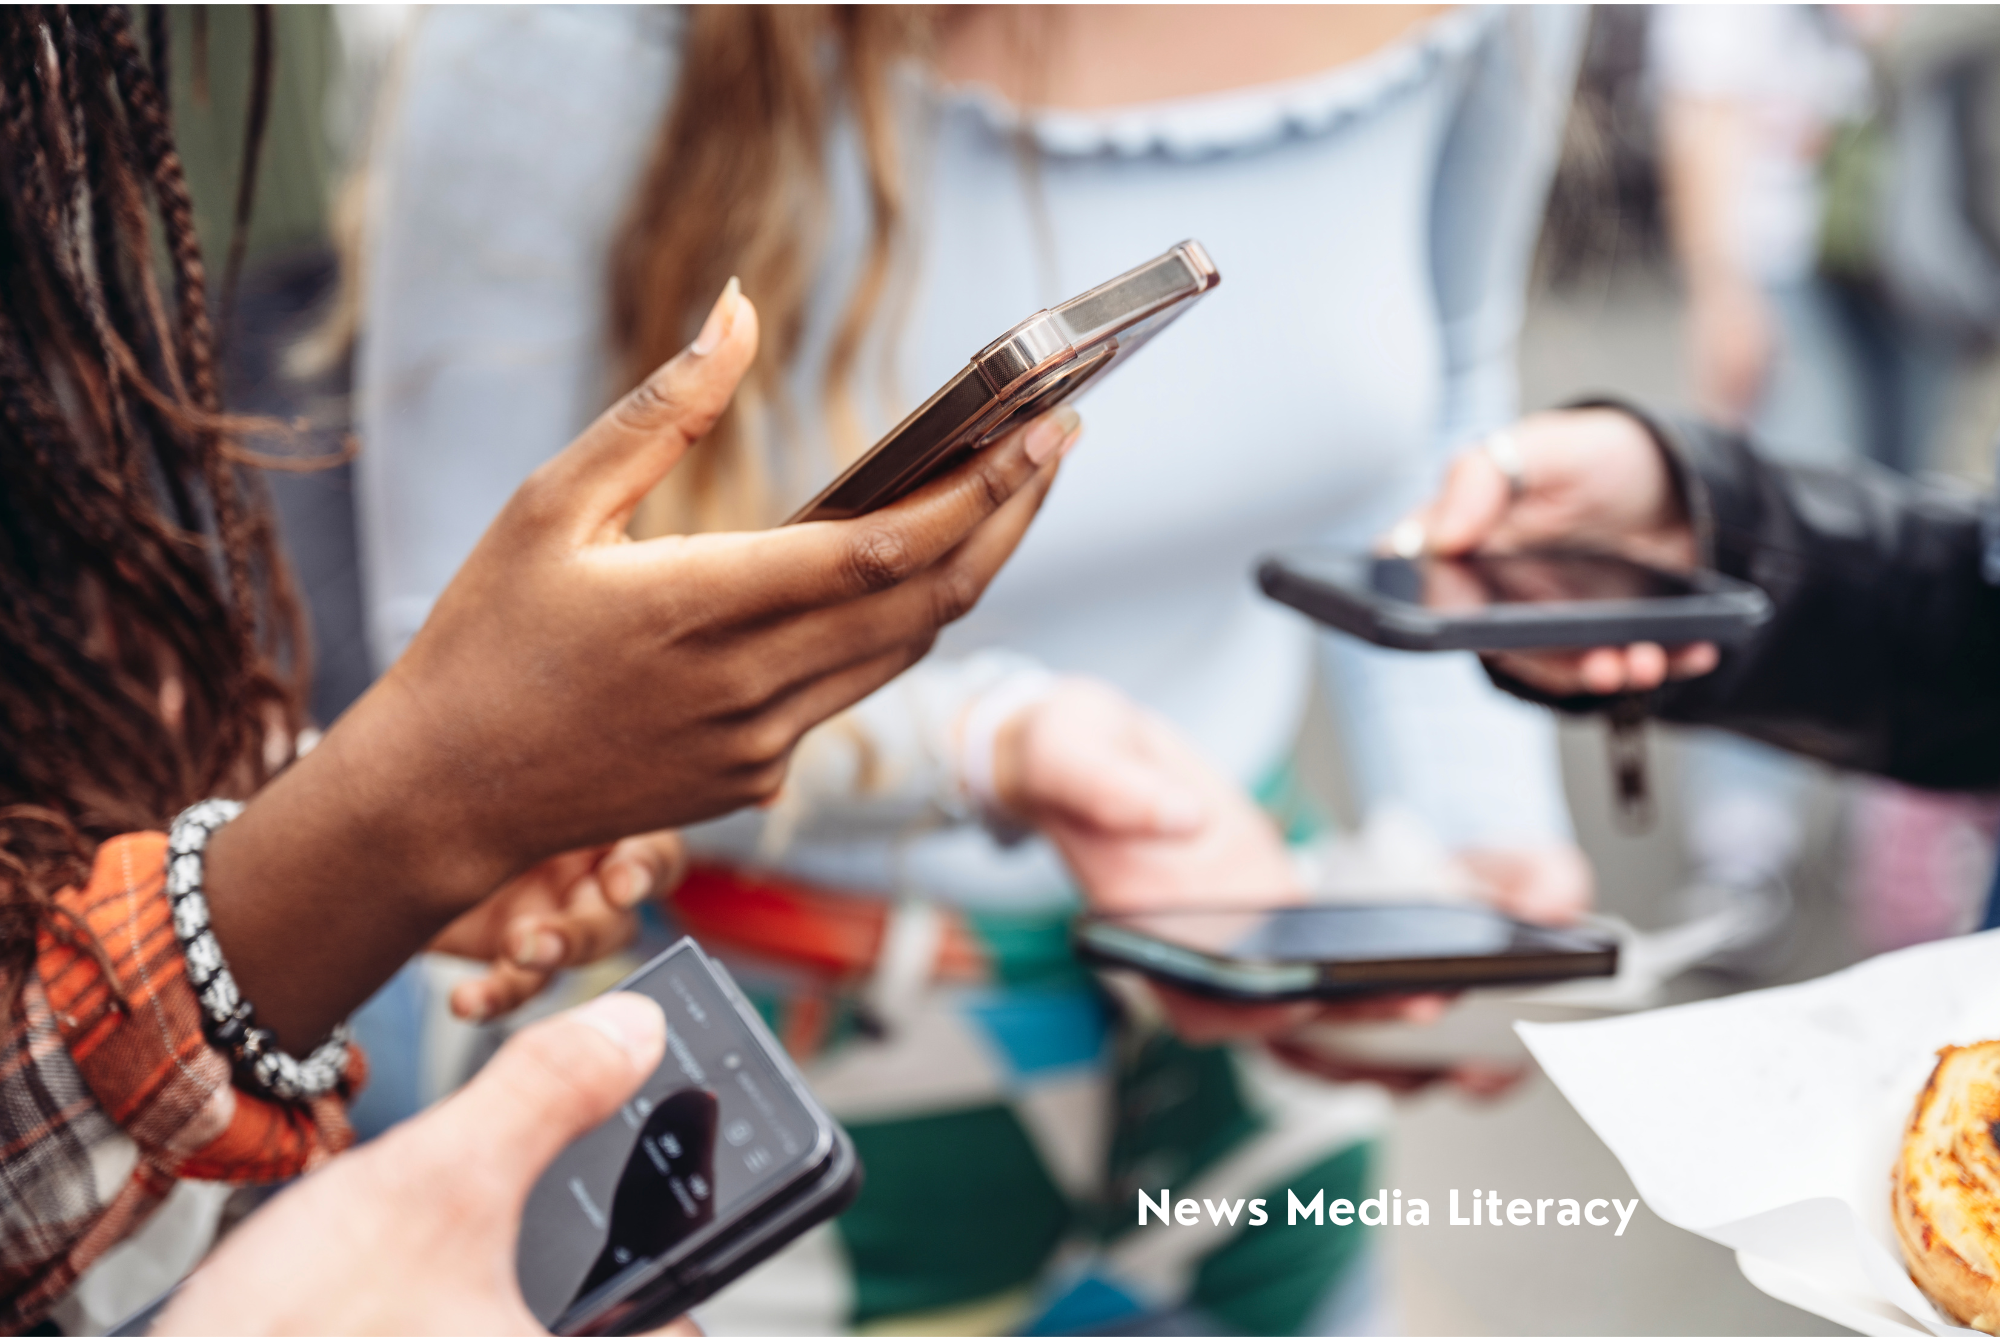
[357,5,1584,907]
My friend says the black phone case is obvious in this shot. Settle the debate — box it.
[552,941,863,1337]
[1072,911,1618,1004]
[1257,547,1772,652]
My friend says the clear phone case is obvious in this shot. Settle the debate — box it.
[787,241,1220,524]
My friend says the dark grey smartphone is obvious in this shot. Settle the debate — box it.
[518,939,859,1336]
[1074,903,1618,1003]
[785,240,1220,524]
[1257,547,1771,652]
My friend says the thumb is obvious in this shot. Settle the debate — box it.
[1035,739,1206,836]
[1415,448,1513,557]
[534,280,761,547]
[429,992,666,1200]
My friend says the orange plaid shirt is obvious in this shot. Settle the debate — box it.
[2,833,363,1331]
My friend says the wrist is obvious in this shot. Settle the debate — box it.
[202,677,519,1050]
[315,672,526,907]
[955,668,1059,821]
[989,712,1032,819]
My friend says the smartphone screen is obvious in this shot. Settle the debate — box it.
[1368,553,1697,612]
[1101,904,1592,960]
[516,947,828,1327]
[1258,546,1768,654]
[1078,903,1617,999]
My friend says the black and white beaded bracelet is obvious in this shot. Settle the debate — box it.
[166,799,351,1102]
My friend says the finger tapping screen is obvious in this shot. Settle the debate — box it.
[516,953,819,1325]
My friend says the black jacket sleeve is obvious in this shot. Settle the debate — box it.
[1507,405,2000,789]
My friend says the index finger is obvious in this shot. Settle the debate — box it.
[659,406,1079,619]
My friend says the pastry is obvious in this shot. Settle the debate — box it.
[1895,1041,2000,1333]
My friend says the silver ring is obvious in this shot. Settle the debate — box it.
[1483,431,1527,502]
[1387,518,1427,559]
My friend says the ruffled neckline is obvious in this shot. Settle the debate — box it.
[935,5,1497,160]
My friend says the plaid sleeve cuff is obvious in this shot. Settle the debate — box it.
[37,831,365,1180]
[5,832,366,1326]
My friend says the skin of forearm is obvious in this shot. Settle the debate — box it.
[1659,94,1752,292]
[202,673,521,1053]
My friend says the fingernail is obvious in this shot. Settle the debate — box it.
[1024,406,1082,466]
[1388,518,1427,559]
[689,276,741,356]
[604,861,653,910]
[576,992,667,1071]
[512,927,567,970]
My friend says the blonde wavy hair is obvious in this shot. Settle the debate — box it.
[612,6,939,536]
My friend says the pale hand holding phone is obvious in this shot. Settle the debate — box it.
[982,678,1589,1059]
[1404,408,1722,695]
[156,995,695,1337]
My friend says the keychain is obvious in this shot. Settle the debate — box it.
[1605,695,1654,834]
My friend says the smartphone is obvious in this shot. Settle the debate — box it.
[517,939,860,1336]
[1074,903,1618,1003]
[1256,546,1771,652]
[785,240,1220,524]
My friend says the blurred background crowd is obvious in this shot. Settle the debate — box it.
[116,4,2000,1334]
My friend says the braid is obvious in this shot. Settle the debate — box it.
[96,6,301,712]
[97,6,218,411]
[95,9,278,671]
[216,5,273,348]
[143,6,168,118]
[0,4,303,972]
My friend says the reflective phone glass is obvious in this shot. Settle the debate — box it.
[1104,904,1605,962]
[1368,553,1695,611]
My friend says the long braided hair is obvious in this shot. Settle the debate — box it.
[0,6,303,971]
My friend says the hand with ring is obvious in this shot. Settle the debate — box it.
[1390,409,1715,696]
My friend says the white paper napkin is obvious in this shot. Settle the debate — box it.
[1517,930,2000,1337]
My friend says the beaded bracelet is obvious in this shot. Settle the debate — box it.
[166,799,351,1102]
